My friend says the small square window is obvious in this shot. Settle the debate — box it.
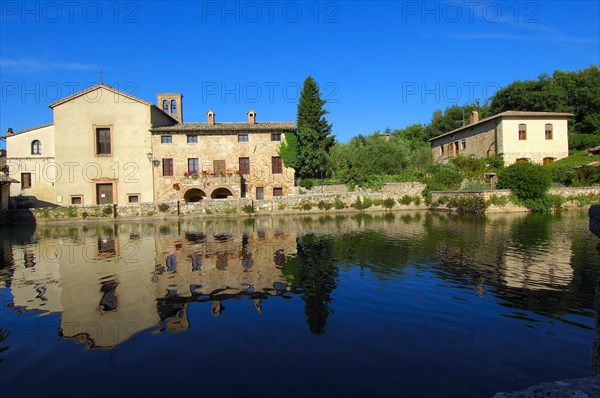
[161,135,172,144]
[128,195,139,203]
[271,133,281,142]
[238,134,248,142]
[273,187,283,197]
[187,135,198,143]
[71,196,82,205]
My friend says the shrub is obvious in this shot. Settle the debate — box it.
[412,196,421,206]
[66,206,77,218]
[421,189,432,205]
[548,164,574,186]
[573,165,600,186]
[158,203,170,213]
[352,197,365,210]
[399,195,412,205]
[445,195,487,214]
[299,178,315,190]
[362,197,373,209]
[224,207,237,214]
[146,211,155,216]
[426,164,464,190]
[318,200,333,210]
[497,162,551,200]
[297,200,313,211]
[102,205,114,217]
[372,198,383,207]
[242,204,255,215]
[334,196,345,209]
[486,194,509,207]
[278,204,286,210]
[383,198,395,209]
[81,211,89,219]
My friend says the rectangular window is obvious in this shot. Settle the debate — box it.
[161,135,172,144]
[461,140,466,150]
[21,173,31,189]
[238,134,248,142]
[256,187,264,200]
[162,158,174,176]
[71,196,82,205]
[187,135,198,143]
[188,158,199,174]
[545,124,553,140]
[272,156,282,174]
[239,157,250,175]
[128,195,139,203]
[273,187,283,197]
[96,128,111,155]
[440,146,445,156]
[271,133,281,141]
[518,124,527,140]
[213,160,226,176]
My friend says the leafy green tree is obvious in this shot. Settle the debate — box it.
[490,66,600,150]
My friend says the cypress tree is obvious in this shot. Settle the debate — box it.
[297,75,334,151]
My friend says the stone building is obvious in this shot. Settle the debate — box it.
[429,111,573,165]
[3,83,295,207]
[150,108,296,202]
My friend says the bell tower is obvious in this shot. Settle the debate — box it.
[157,93,183,122]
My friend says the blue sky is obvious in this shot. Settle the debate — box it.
[1,1,598,149]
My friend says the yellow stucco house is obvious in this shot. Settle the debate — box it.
[429,110,573,165]
[3,84,296,207]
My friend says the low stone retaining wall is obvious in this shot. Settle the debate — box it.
[3,183,599,224]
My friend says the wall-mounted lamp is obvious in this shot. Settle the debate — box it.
[147,153,160,167]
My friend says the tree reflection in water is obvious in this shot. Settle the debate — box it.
[284,234,339,335]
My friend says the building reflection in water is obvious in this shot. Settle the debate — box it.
[5,222,299,349]
[2,211,585,351]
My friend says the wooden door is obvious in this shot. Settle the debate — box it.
[96,183,113,204]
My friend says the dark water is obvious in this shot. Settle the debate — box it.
[0,210,598,397]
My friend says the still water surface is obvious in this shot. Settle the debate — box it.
[0,211,598,397]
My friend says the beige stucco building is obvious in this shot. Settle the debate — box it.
[429,111,573,165]
[3,84,295,207]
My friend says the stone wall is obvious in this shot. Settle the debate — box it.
[8,183,600,224]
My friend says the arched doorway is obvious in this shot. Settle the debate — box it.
[211,187,233,199]
[184,188,206,202]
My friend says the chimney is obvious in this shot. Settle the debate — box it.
[207,110,215,125]
[470,111,479,125]
[6,127,13,135]
[247,110,256,124]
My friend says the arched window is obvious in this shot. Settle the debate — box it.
[171,100,177,114]
[516,158,530,164]
[31,140,41,155]
[543,157,556,165]
[163,100,169,112]
[545,124,553,140]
